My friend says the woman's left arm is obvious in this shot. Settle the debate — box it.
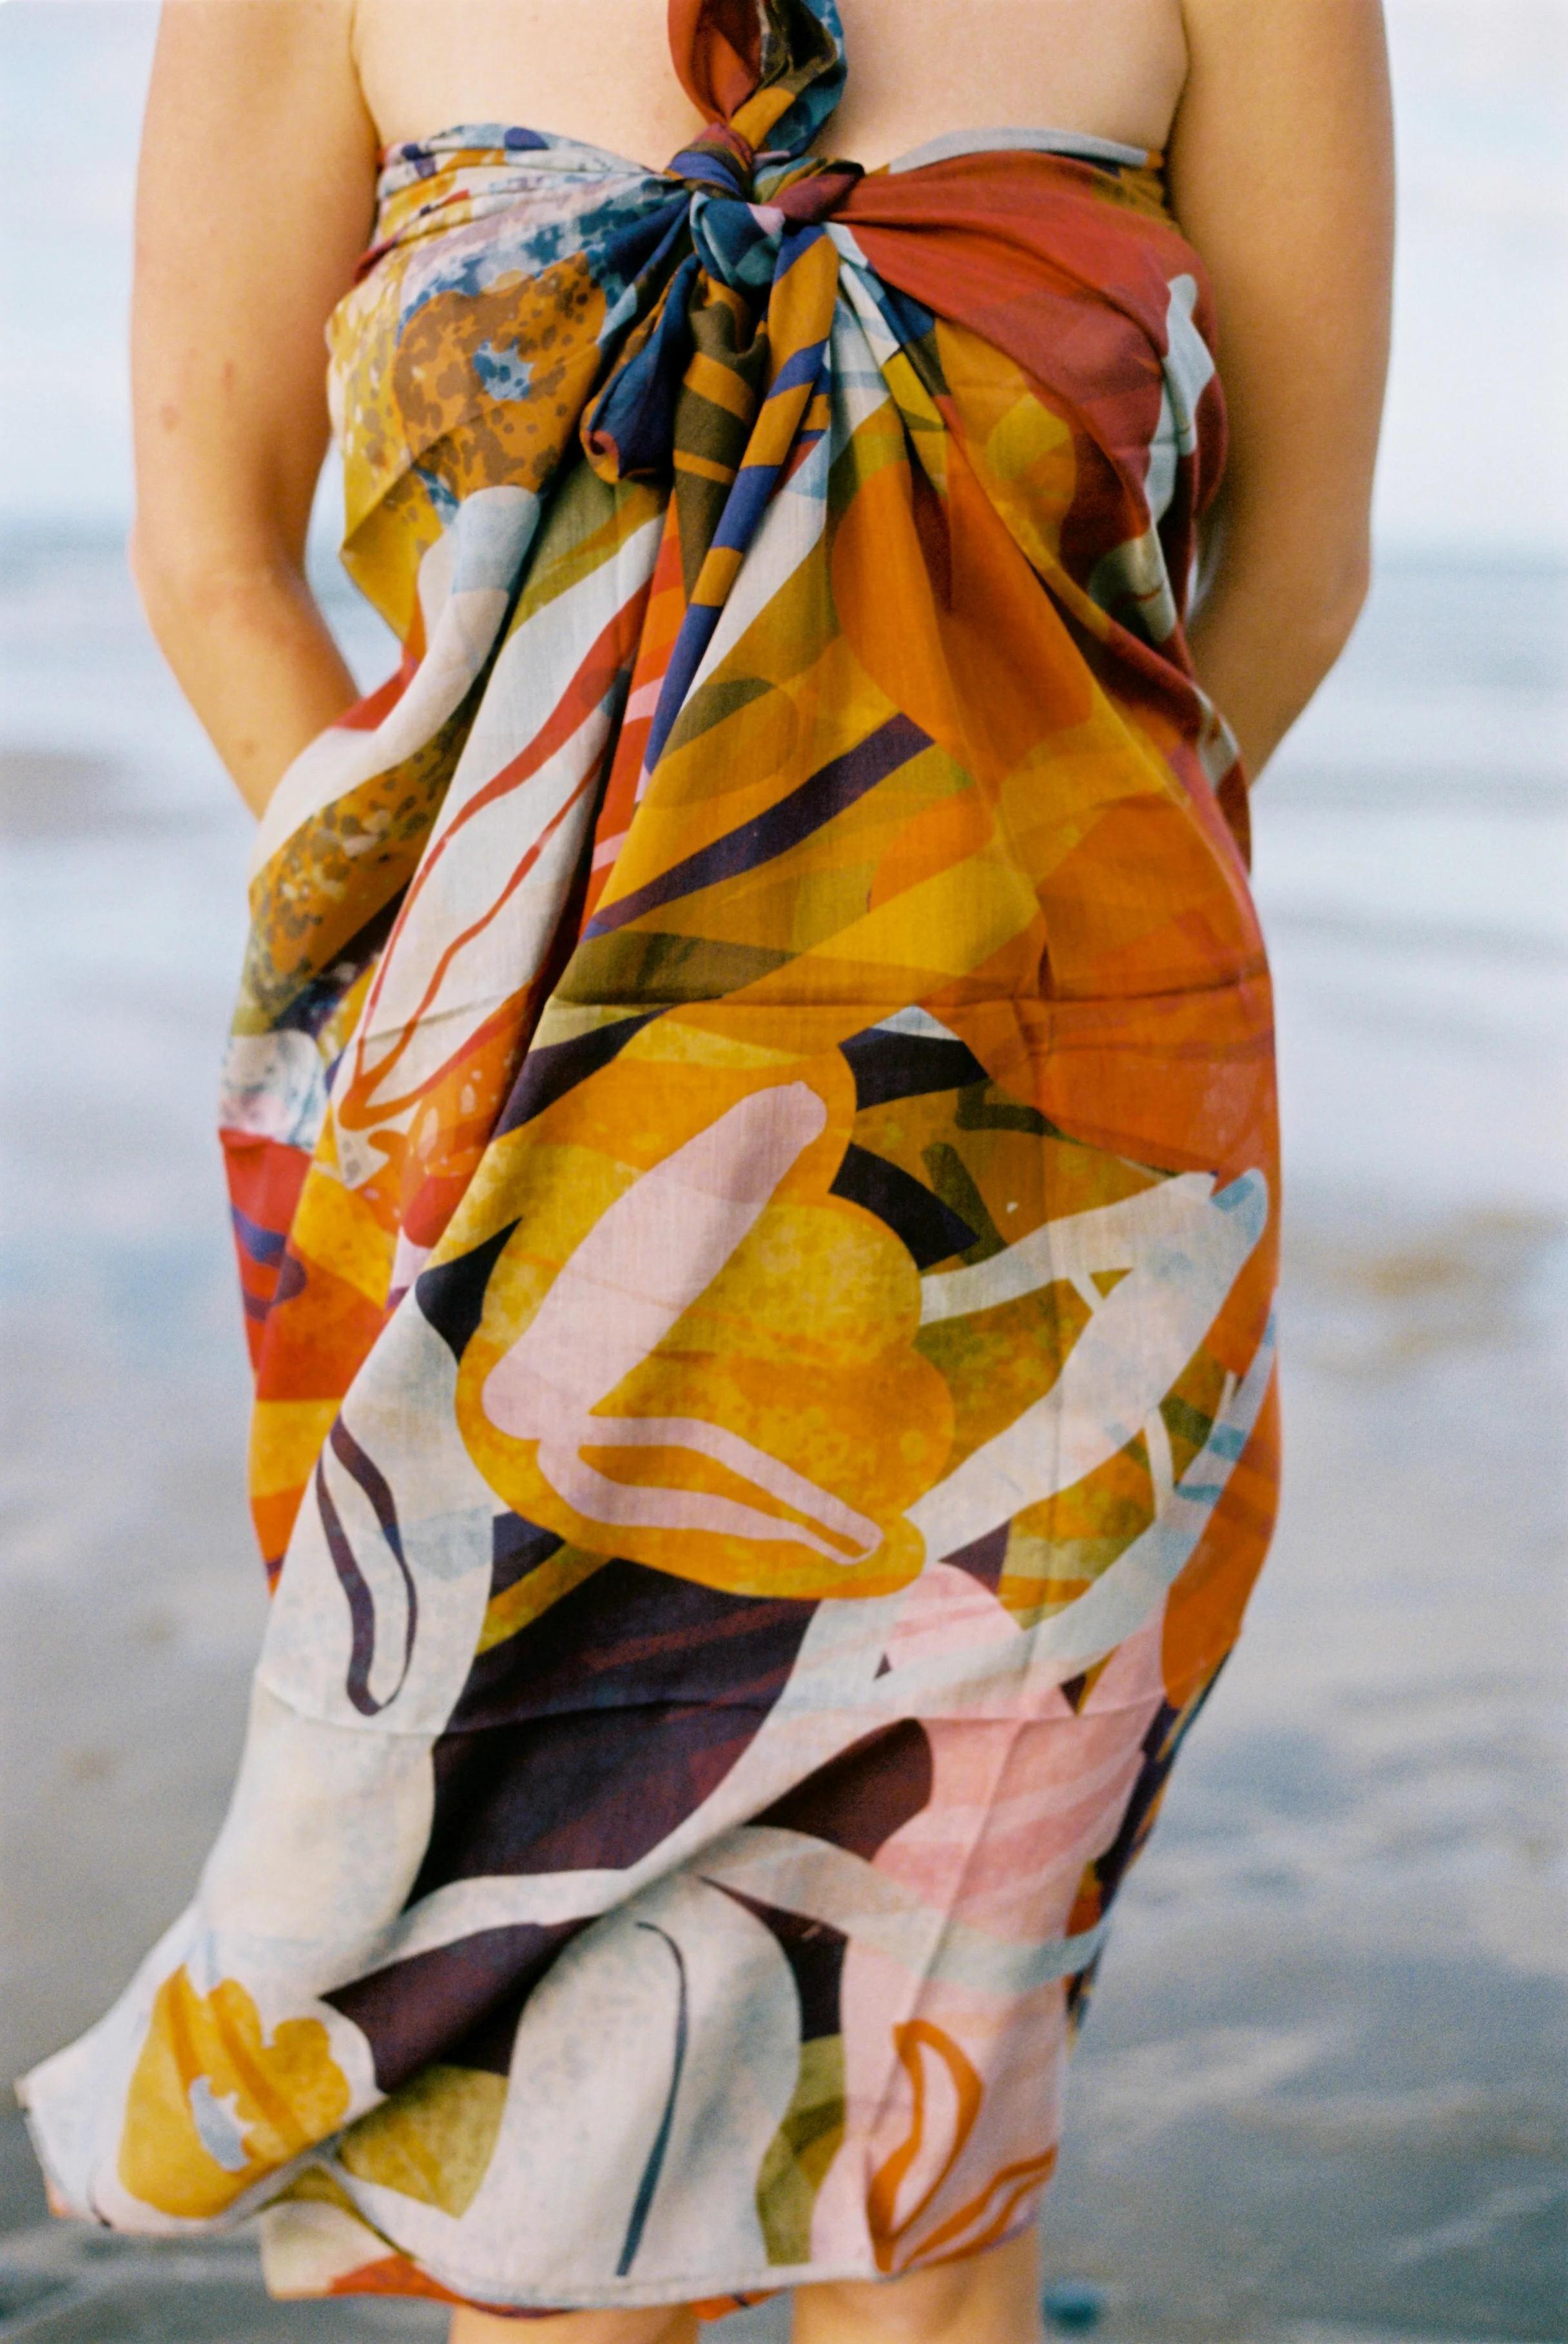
[1169,0,1395,779]
[131,0,379,817]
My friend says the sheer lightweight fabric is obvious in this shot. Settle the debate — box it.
[21,0,1279,2314]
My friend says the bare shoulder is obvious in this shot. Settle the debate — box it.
[1176,0,1389,56]
[135,1,379,579]
[150,0,367,196]
[146,0,362,117]
[1167,0,1393,293]
[139,0,376,293]
[1172,0,1392,160]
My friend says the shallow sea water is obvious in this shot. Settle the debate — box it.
[0,536,1563,2343]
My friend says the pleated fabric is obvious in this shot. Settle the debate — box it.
[20,0,1279,2314]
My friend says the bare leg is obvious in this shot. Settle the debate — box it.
[792,2228,1043,2344]
[450,2305,699,2344]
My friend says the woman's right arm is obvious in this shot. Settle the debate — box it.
[1169,0,1394,782]
[131,0,380,817]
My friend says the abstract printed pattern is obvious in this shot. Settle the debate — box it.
[19,0,1280,2314]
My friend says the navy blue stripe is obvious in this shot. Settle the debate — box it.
[829,1143,977,1271]
[494,1010,657,1138]
[230,1205,287,1268]
[615,1924,690,2274]
[318,1419,419,1718]
[586,710,930,938]
[840,1029,989,1109]
[768,332,828,397]
[642,603,723,776]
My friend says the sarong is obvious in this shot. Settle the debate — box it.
[19,0,1280,2314]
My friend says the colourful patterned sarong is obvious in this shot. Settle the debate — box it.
[19,0,1279,2313]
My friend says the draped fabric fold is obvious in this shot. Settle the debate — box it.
[19,0,1279,2316]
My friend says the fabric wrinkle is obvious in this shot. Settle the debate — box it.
[18,0,1281,2312]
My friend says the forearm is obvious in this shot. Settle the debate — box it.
[1187,516,1370,780]
[132,534,360,818]
[1168,0,1393,783]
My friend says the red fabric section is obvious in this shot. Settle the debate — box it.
[839,153,1243,839]
[840,153,1227,530]
[841,151,1208,372]
[336,648,417,732]
[219,1132,312,1374]
[668,0,761,121]
[324,2252,563,2314]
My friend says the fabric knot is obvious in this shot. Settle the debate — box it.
[667,121,757,199]
[667,127,864,293]
[581,122,862,475]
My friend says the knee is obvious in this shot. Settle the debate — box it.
[792,2231,1041,2344]
[800,2271,974,2342]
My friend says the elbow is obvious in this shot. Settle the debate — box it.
[128,510,304,648]
[128,512,209,636]
[1186,525,1374,779]
[1283,539,1371,709]
[128,510,241,617]
[1268,534,1373,694]
[126,521,200,660]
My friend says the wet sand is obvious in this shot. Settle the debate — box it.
[1,540,1563,2340]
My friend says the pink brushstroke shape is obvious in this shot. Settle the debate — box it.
[480,1081,881,1559]
[815,1567,1167,2269]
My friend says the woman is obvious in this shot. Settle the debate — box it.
[19,3,1392,2340]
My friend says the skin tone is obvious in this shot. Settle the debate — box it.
[1172,1,1394,769]
[445,2229,1041,2344]
[131,0,1393,817]
[347,0,1190,159]
[126,5,1392,2339]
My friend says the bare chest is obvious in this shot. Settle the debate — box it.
[351,0,1190,165]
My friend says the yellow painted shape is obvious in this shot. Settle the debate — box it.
[620,1016,799,1072]
[441,1133,638,1278]
[744,843,1040,992]
[609,675,803,857]
[986,388,1076,493]
[878,342,947,459]
[692,541,745,607]
[463,1260,945,1600]
[657,608,866,797]
[916,1286,1087,1475]
[275,2164,360,2212]
[998,1533,1143,1626]
[508,470,665,628]
[994,1440,1159,1622]
[117,1970,350,2220]
[249,1399,343,1501]
[675,447,740,489]
[757,2034,846,2265]
[453,1061,946,1597]
[1160,1348,1230,1482]
[626,831,881,956]
[338,2064,508,2218]
[672,1197,922,1366]
[287,1173,396,1309]
[317,965,380,1082]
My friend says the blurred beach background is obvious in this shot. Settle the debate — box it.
[1,2,1565,2338]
